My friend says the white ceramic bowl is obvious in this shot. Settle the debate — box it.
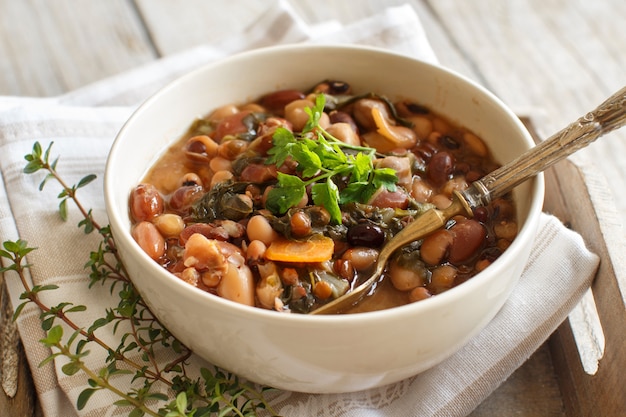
[105,44,544,394]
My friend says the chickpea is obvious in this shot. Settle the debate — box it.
[206,104,238,123]
[429,265,458,293]
[180,267,200,286]
[389,261,427,291]
[409,115,433,140]
[284,99,315,131]
[201,270,221,288]
[210,170,234,188]
[325,122,361,146]
[132,221,165,260]
[463,131,488,157]
[152,213,185,238]
[313,280,333,300]
[246,215,280,246]
[209,156,232,173]
[494,221,518,240]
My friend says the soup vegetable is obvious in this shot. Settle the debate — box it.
[129,80,518,314]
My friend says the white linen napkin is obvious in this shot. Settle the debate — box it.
[0,1,599,416]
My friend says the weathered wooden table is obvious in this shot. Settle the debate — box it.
[1,1,625,416]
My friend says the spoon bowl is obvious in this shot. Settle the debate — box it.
[312,86,626,315]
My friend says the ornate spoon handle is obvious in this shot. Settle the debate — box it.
[463,86,626,208]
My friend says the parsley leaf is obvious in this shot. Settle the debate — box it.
[265,94,399,223]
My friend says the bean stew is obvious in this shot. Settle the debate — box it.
[129,80,518,314]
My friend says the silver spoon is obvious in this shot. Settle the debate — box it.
[311,86,626,315]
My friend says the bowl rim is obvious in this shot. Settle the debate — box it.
[105,43,545,324]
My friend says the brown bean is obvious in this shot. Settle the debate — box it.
[290,211,312,237]
[130,184,164,222]
[132,221,165,260]
[420,229,453,265]
[448,219,486,264]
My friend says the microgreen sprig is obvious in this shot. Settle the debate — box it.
[265,94,398,223]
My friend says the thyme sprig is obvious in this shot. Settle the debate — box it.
[3,142,279,416]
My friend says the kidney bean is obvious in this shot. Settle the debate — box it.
[368,189,410,209]
[427,151,454,186]
[239,163,277,183]
[132,221,165,260]
[448,219,486,264]
[260,89,306,113]
[341,247,378,271]
[130,184,164,222]
[169,185,203,213]
[179,223,229,245]
[213,110,253,141]
[347,223,385,248]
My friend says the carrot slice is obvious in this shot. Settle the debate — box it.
[265,236,335,263]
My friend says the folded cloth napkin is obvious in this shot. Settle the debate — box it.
[0,1,599,416]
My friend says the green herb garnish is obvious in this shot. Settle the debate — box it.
[265,94,398,224]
